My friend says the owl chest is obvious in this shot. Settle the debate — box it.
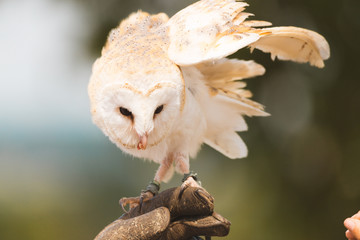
[168,87,207,156]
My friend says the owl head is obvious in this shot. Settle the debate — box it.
[88,57,185,151]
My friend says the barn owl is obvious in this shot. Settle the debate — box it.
[89,0,330,207]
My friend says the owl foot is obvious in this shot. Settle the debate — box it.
[179,171,202,199]
[119,196,142,213]
[180,173,207,240]
[119,181,160,213]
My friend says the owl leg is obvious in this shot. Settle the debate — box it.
[154,154,175,183]
[119,156,174,212]
[138,156,175,209]
[174,153,202,198]
[174,154,208,240]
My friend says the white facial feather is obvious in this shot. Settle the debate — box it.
[89,0,330,183]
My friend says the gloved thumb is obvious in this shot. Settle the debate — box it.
[95,207,170,240]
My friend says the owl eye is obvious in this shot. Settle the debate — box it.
[119,107,132,117]
[154,105,164,115]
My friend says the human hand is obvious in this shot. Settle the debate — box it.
[94,186,230,240]
[344,210,360,240]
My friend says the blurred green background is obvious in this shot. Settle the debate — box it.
[1,0,359,239]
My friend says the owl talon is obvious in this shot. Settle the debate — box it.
[119,197,141,213]
[179,171,202,199]
[119,192,155,213]
[119,181,160,212]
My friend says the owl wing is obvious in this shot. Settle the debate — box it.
[166,0,269,66]
[194,59,269,159]
[167,0,330,159]
[249,27,330,68]
[167,0,329,68]
[196,58,268,117]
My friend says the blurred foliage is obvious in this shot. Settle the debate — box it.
[1,0,360,239]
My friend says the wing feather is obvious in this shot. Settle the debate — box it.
[166,0,329,68]
[250,27,330,68]
[196,58,268,116]
[193,58,268,159]
[204,131,248,159]
[167,0,260,65]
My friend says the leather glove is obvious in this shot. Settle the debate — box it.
[94,186,230,240]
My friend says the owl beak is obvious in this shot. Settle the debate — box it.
[137,134,148,150]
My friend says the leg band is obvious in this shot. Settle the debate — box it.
[142,180,161,195]
[182,171,201,185]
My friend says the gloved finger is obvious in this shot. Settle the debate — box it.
[122,187,214,221]
[159,212,231,240]
[95,207,170,240]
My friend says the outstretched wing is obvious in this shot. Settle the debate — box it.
[167,0,330,159]
[167,0,329,68]
[249,26,330,68]
[193,59,269,159]
[196,58,267,116]
[167,0,270,65]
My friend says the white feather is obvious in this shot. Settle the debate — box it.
[204,131,248,159]
[167,0,260,65]
[250,27,330,68]
[181,63,266,160]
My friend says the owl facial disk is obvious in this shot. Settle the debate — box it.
[94,81,182,150]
